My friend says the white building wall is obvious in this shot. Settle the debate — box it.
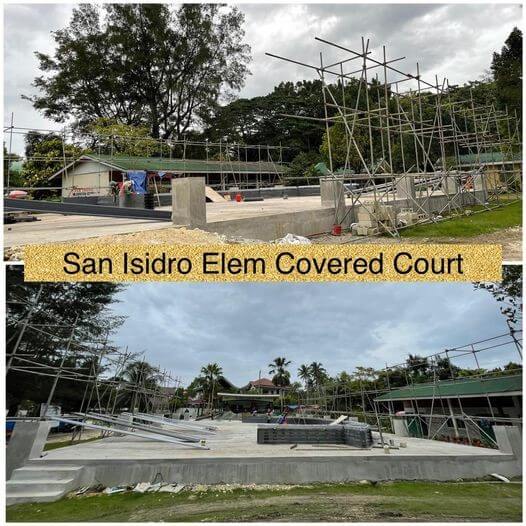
[61,161,112,198]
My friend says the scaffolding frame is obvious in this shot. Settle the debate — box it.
[267,36,522,238]
[296,329,522,447]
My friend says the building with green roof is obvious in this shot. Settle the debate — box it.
[375,374,521,444]
[49,154,285,198]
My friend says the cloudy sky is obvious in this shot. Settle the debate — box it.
[106,282,517,387]
[3,3,522,154]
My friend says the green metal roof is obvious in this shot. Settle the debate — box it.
[458,151,521,165]
[375,374,522,402]
[85,154,284,174]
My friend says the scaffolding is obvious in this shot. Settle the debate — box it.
[5,286,195,446]
[267,36,522,238]
[3,122,288,199]
[296,329,522,448]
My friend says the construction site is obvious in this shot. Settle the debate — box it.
[5,272,523,516]
[4,35,522,259]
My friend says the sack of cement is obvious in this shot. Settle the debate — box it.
[275,233,311,245]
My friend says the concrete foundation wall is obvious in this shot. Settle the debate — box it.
[207,205,352,241]
[6,421,51,480]
[31,451,521,489]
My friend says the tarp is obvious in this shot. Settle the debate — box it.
[127,170,147,194]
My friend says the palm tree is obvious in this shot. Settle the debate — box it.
[117,360,162,413]
[199,363,223,411]
[268,357,291,387]
[309,361,327,388]
[298,364,312,390]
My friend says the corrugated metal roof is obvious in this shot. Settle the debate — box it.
[374,374,522,401]
[50,154,285,179]
[458,151,521,165]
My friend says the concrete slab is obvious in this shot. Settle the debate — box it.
[40,421,507,461]
[11,421,520,500]
[4,214,170,247]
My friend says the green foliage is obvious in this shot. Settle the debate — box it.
[491,27,522,114]
[475,265,522,324]
[285,151,322,185]
[86,118,170,157]
[3,143,23,187]
[20,131,83,189]
[27,4,250,138]
[268,357,291,387]
[203,80,327,158]
[320,121,369,172]
[6,267,124,415]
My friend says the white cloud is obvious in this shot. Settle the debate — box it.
[107,282,513,386]
[3,3,521,154]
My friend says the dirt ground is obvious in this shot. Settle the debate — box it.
[311,226,523,262]
[8,482,522,522]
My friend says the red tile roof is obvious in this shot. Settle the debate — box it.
[250,378,275,388]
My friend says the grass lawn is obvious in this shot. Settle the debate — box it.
[399,200,522,238]
[6,481,522,522]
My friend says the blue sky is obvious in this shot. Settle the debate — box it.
[106,281,518,386]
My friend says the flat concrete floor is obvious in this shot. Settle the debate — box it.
[4,197,331,247]
[42,420,502,461]
[4,214,170,247]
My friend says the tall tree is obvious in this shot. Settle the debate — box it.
[27,4,251,139]
[491,27,522,115]
[297,364,312,390]
[20,131,83,190]
[6,266,124,414]
[309,361,328,388]
[475,266,523,325]
[268,357,291,387]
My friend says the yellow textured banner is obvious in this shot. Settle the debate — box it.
[23,243,502,282]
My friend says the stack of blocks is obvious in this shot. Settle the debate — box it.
[352,203,396,236]
[397,208,425,226]
[257,421,373,448]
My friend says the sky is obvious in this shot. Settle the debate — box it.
[106,281,518,387]
[3,3,522,154]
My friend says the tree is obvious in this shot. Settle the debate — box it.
[117,360,162,412]
[491,27,522,114]
[195,363,223,410]
[27,4,251,139]
[6,266,124,415]
[268,357,291,387]
[475,266,522,324]
[406,355,430,382]
[320,120,369,173]
[86,118,169,157]
[285,152,322,185]
[3,143,22,187]
[297,364,312,390]
[309,361,328,388]
[20,131,83,190]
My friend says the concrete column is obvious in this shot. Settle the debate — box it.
[395,175,416,208]
[494,425,522,476]
[441,172,458,196]
[172,177,206,227]
[6,421,52,480]
[472,172,488,202]
[320,178,345,224]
